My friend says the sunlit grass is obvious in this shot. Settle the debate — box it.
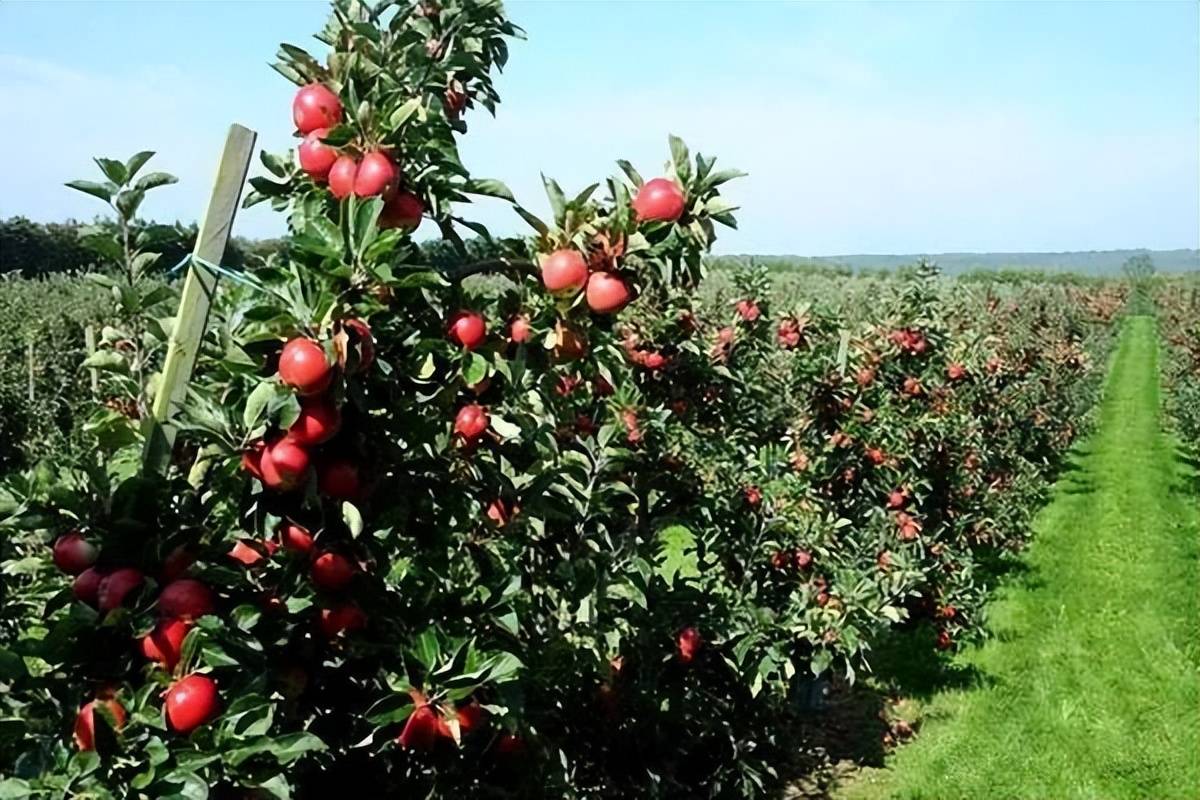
[837,317,1200,800]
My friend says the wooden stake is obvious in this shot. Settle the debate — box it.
[142,124,257,475]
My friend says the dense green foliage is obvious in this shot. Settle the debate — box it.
[0,2,1188,799]
[839,318,1200,799]
[1158,277,1200,447]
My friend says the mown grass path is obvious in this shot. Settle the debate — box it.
[839,317,1200,800]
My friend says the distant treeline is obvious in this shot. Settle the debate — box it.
[6,216,1195,279]
[712,249,1199,276]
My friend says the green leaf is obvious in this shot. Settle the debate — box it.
[541,174,566,223]
[668,135,691,183]
[134,171,178,192]
[270,731,326,761]
[388,97,423,130]
[463,178,514,202]
[411,628,440,671]
[0,648,27,681]
[342,501,363,538]
[243,381,276,429]
[351,197,382,256]
[81,350,128,372]
[124,151,155,181]
[260,150,289,178]
[319,125,356,147]
[65,180,114,203]
[115,189,145,219]
[0,778,31,799]
[655,524,700,587]
[462,352,489,385]
[512,205,548,236]
[94,157,128,186]
[616,159,644,188]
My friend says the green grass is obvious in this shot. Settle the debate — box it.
[838,316,1200,800]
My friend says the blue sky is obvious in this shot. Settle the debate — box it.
[0,0,1196,255]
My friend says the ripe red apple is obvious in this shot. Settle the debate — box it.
[53,532,97,575]
[632,177,686,222]
[438,700,487,741]
[540,249,588,296]
[935,629,953,651]
[278,522,315,555]
[74,698,126,751]
[947,362,967,381]
[260,437,312,492]
[140,617,193,671]
[311,550,356,592]
[278,338,333,396]
[73,567,105,606]
[288,395,341,446]
[794,549,813,570]
[228,539,277,567]
[328,155,358,200]
[454,404,489,442]
[158,578,214,619]
[161,545,196,582]
[494,732,527,760]
[354,151,398,198]
[446,310,487,350]
[485,498,513,527]
[297,127,338,181]
[241,440,266,480]
[380,190,423,231]
[585,272,631,314]
[165,674,219,734]
[318,602,367,637]
[317,458,361,500]
[735,299,760,322]
[743,486,763,507]
[97,567,144,613]
[292,84,343,134]
[508,315,532,344]
[676,627,702,664]
[397,701,440,751]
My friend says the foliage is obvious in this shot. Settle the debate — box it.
[0,2,1130,799]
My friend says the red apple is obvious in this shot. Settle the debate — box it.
[165,674,219,734]
[73,567,105,606]
[454,404,489,442]
[508,315,532,344]
[53,532,97,575]
[228,539,277,567]
[632,177,686,222]
[140,617,193,671]
[540,249,588,296]
[318,602,367,638]
[158,579,214,619]
[380,190,423,231]
[328,155,358,200]
[676,626,702,664]
[278,338,333,396]
[292,84,343,134]
[446,310,487,350]
[317,458,361,500]
[97,568,144,613]
[74,697,126,751]
[278,522,315,555]
[397,701,439,751]
[585,272,631,314]
[241,440,266,480]
[353,151,398,198]
[260,437,312,492]
[288,396,341,446]
[311,550,356,592]
[298,127,338,181]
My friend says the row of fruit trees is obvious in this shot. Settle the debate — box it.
[0,1,1131,797]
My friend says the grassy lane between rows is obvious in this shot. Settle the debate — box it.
[837,316,1200,800]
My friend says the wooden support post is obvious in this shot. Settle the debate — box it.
[84,325,99,397]
[142,124,257,475]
